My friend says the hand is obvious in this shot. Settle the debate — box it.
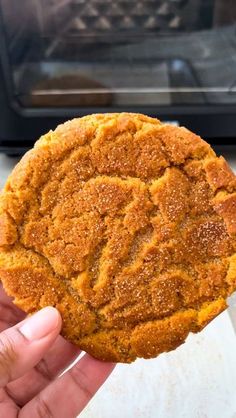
[0,284,115,417]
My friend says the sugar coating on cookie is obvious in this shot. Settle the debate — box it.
[0,113,236,363]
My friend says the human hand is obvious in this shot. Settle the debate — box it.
[0,284,115,417]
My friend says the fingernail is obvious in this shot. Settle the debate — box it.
[19,307,61,341]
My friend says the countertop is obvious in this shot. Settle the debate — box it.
[1,150,236,418]
[0,154,20,190]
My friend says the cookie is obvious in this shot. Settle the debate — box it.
[0,113,236,363]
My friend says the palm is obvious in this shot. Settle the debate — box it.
[0,283,80,414]
[0,284,115,417]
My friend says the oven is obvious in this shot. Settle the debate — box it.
[0,0,236,153]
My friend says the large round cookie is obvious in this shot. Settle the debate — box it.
[0,113,236,363]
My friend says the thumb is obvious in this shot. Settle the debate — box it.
[0,306,61,388]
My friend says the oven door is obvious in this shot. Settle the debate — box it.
[0,0,236,146]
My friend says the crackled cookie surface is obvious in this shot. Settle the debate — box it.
[0,113,236,363]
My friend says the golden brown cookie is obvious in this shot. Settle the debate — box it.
[0,113,236,363]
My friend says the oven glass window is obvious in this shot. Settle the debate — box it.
[0,0,236,108]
